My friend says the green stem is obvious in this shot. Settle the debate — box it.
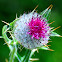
[15,53,22,62]
[22,49,36,62]
[28,49,37,62]
[24,50,31,62]
[10,47,15,62]
[21,49,30,62]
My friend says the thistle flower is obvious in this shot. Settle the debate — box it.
[14,12,50,49]
[1,4,62,62]
[12,4,61,50]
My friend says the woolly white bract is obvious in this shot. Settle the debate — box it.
[14,12,50,49]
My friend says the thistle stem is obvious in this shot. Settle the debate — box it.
[9,47,15,62]
[15,53,22,62]
[28,49,37,62]
[23,49,36,62]
[21,49,30,62]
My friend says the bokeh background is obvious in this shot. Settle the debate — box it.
[0,0,62,62]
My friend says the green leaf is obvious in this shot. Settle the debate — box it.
[50,31,61,37]
[10,19,19,26]
[40,7,51,20]
[2,25,11,42]
[10,19,19,30]
[39,46,49,50]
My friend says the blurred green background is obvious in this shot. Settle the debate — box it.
[0,0,62,62]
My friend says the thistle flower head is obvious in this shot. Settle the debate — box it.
[12,5,61,50]
[1,5,62,62]
[14,12,50,49]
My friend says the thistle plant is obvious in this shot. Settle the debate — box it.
[0,4,62,62]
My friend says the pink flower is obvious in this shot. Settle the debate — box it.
[28,16,50,40]
[13,5,61,49]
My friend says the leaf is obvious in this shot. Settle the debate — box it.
[40,5,53,20]
[39,46,54,51]
[2,25,11,42]
[39,46,49,50]
[40,8,51,20]
[50,31,61,37]
[10,19,19,30]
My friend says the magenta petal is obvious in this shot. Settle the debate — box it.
[28,17,49,39]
